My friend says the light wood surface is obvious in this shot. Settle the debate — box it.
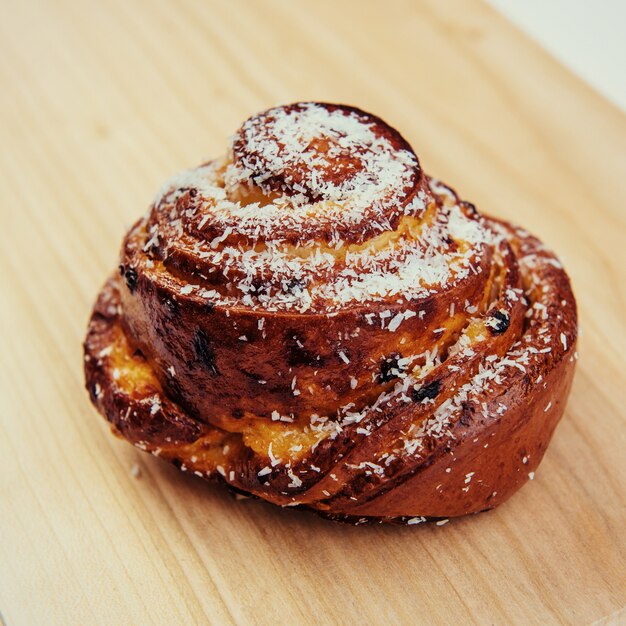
[1,0,625,624]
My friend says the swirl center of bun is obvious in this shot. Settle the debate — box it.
[228,102,421,212]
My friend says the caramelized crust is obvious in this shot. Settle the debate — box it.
[84,103,577,523]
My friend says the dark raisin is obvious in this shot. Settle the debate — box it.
[459,402,473,427]
[489,310,510,335]
[193,329,220,376]
[250,278,271,296]
[232,408,244,419]
[284,277,305,293]
[461,200,478,217]
[204,301,215,313]
[410,380,441,403]
[442,236,458,252]
[378,353,404,383]
[124,267,138,293]
[458,401,474,425]
[162,296,179,316]
[188,187,198,198]
[118,264,125,277]
[90,382,100,401]
[285,333,320,367]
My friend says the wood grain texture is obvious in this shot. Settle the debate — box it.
[1,0,625,624]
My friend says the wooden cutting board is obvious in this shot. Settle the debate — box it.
[1,0,624,623]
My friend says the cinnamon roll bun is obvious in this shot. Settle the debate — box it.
[84,102,578,523]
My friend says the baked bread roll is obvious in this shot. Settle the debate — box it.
[84,102,578,524]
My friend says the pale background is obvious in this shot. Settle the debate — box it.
[488,0,626,111]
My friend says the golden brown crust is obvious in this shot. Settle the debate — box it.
[84,102,578,524]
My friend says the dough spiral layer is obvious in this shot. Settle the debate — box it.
[84,103,577,523]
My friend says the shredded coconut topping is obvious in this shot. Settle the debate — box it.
[145,158,489,313]
[111,103,576,505]
[142,103,493,313]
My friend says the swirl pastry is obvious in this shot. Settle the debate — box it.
[84,102,578,524]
